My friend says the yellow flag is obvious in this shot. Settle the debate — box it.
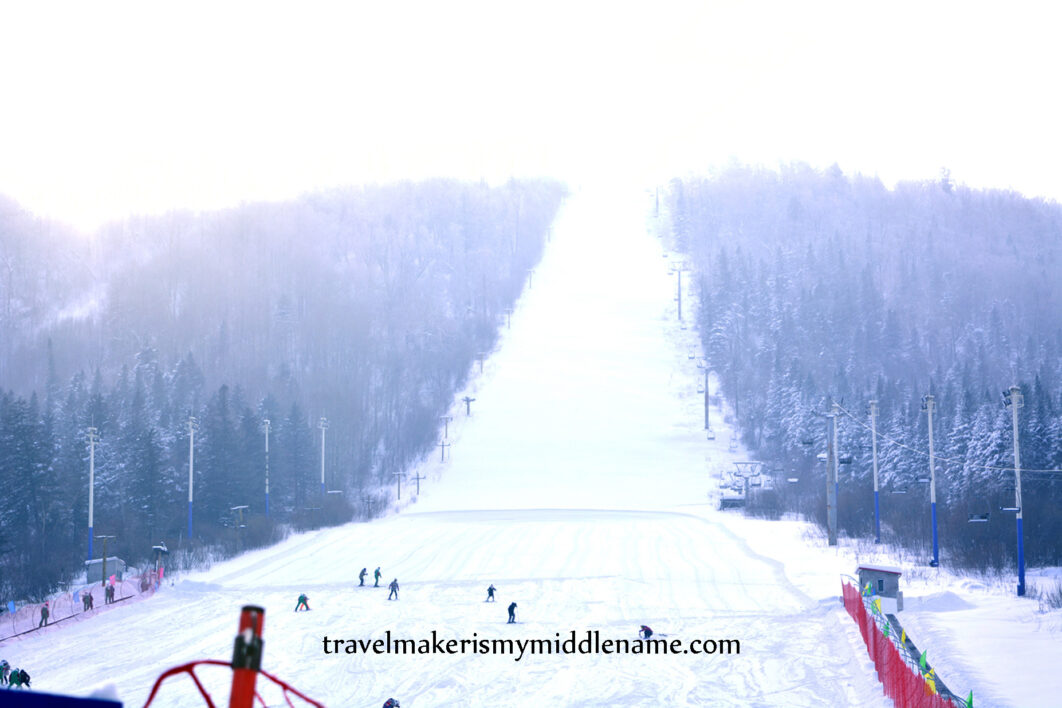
[901,629,906,645]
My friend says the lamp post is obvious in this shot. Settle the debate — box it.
[1004,386,1025,596]
[318,417,328,497]
[86,427,98,559]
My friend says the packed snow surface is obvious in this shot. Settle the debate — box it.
[4,186,1057,707]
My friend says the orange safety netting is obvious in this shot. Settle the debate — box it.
[842,581,958,708]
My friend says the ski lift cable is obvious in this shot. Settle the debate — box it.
[832,402,1062,475]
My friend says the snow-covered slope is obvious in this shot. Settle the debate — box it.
[8,185,1054,707]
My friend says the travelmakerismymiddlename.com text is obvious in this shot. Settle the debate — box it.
[322,630,739,662]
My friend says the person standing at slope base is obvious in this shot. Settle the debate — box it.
[486,584,496,602]
[1,659,10,685]
[507,602,517,623]
[359,568,367,587]
[388,579,399,600]
[38,602,49,627]
[640,625,653,640]
[374,567,381,587]
[295,594,310,611]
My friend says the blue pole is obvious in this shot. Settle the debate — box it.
[1017,516,1026,596]
[88,526,93,560]
[187,500,193,539]
[265,491,270,517]
[931,501,939,567]
[874,491,880,544]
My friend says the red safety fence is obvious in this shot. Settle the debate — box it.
[0,570,160,642]
[842,580,959,708]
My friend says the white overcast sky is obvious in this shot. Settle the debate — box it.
[1,1,1061,232]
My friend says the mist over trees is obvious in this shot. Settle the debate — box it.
[0,178,565,600]
[670,164,1062,571]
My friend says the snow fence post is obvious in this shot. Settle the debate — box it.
[230,605,265,708]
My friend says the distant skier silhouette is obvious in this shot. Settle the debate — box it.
[295,594,310,611]
[640,625,653,640]
[507,602,517,623]
[38,603,49,627]
[374,567,381,587]
[359,568,367,587]
[388,579,399,600]
[486,584,496,602]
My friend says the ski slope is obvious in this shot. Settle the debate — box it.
[5,187,900,706]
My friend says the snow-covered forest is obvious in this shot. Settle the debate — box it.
[0,179,565,600]
[671,164,1062,571]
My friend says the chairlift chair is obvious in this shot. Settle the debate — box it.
[968,513,990,523]
[706,427,716,440]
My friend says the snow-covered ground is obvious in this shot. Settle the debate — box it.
[3,186,1059,707]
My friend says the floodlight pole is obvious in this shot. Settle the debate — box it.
[1007,385,1025,596]
[86,427,98,559]
[412,473,425,496]
[95,534,115,586]
[869,400,880,543]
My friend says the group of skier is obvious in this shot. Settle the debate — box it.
[1,660,31,690]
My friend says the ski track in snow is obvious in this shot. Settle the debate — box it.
[3,185,895,707]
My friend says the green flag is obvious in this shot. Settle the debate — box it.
[883,622,890,638]
[919,650,927,671]
[966,690,973,708]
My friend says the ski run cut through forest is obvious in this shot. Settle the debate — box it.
[2,184,1062,707]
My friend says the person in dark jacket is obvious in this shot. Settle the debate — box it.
[295,594,310,611]
[374,567,382,587]
[486,584,496,602]
[38,603,49,627]
[0,659,10,686]
[640,625,653,640]
[388,579,399,600]
[382,699,400,708]
[359,568,367,587]
[507,602,517,623]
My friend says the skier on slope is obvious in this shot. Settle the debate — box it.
[38,602,49,627]
[507,602,517,623]
[8,667,29,689]
[640,625,653,640]
[374,567,382,587]
[359,568,367,587]
[388,579,399,600]
[382,698,400,708]
[486,584,496,602]
[0,659,10,685]
[295,594,310,611]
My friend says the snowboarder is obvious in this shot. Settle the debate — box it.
[388,579,399,600]
[382,699,400,708]
[374,567,381,587]
[295,594,310,611]
[640,625,653,640]
[0,659,10,685]
[486,584,496,602]
[359,568,367,587]
[507,602,517,623]
[38,602,49,627]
